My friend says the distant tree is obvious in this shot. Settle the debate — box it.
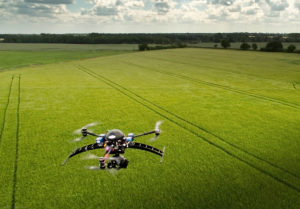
[213,33,223,43]
[174,42,187,48]
[214,44,218,48]
[287,44,296,53]
[263,40,283,52]
[221,39,231,49]
[138,43,149,51]
[240,42,250,50]
[252,43,258,50]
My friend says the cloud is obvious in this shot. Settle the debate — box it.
[295,0,300,9]
[228,4,241,12]
[125,1,144,8]
[0,0,70,19]
[81,0,119,16]
[244,8,257,15]
[25,0,74,4]
[93,6,118,16]
[207,0,235,6]
[154,0,173,14]
[265,0,288,11]
[1,0,300,33]
[20,5,68,18]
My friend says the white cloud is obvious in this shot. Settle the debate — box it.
[0,0,299,33]
[295,0,300,9]
[24,0,74,4]
[207,0,235,6]
[154,0,176,14]
[265,0,289,11]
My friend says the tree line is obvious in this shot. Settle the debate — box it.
[220,40,298,53]
[1,33,300,44]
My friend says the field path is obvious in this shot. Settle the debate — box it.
[0,75,21,209]
[0,76,14,146]
[11,75,21,209]
[78,65,300,194]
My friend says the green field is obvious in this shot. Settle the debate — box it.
[0,46,300,209]
[0,43,138,51]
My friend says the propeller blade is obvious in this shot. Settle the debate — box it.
[84,122,99,129]
[160,146,166,163]
[73,122,99,135]
[81,154,122,163]
[155,121,163,133]
[81,153,100,160]
[150,121,163,141]
[73,128,82,135]
[84,166,100,170]
[149,135,159,142]
[70,136,86,143]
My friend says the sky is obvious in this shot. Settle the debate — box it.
[0,0,300,33]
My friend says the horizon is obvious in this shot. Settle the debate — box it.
[0,32,300,35]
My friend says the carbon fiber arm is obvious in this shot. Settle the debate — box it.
[62,143,104,166]
[127,142,164,157]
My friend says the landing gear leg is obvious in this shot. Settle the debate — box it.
[99,157,105,169]
[119,157,129,168]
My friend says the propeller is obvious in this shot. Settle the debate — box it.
[81,153,100,160]
[149,121,163,142]
[73,122,99,135]
[160,146,166,163]
[84,166,100,170]
[81,153,122,163]
[71,136,85,143]
[70,122,99,142]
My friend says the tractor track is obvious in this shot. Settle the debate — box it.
[11,75,21,209]
[293,82,299,91]
[78,66,300,194]
[0,76,14,146]
[123,61,300,110]
[79,65,300,180]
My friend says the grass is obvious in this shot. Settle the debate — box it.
[0,46,299,209]
[0,43,138,51]
[0,43,136,70]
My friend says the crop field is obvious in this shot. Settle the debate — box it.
[0,43,135,71]
[0,46,300,209]
[0,43,138,51]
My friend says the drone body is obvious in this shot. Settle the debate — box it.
[62,122,164,170]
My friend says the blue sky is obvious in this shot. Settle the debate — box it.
[0,0,299,33]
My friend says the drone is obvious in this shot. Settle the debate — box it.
[62,121,165,170]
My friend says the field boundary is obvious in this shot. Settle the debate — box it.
[11,75,21,209]
[123,61,300,110]
[78,66,300,194]
[0,76,14,146]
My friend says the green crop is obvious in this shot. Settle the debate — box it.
[0,47,299,209]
